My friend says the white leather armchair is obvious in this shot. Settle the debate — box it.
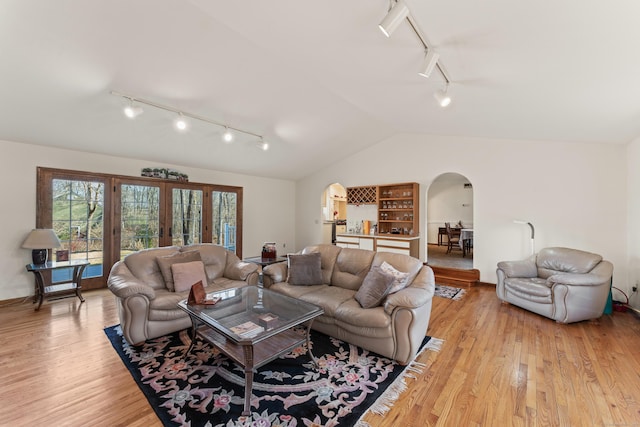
[496,247,613,323]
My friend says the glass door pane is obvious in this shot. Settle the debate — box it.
[212,191,237,253]
[171,188,203,246]
[51,179,105,281]
[120,184,161,258]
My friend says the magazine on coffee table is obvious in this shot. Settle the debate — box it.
[230,321,264,338]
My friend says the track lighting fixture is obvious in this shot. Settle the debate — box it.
[222,127,234,143]
[173,113,189,132]
[111,91,269,150]
[418,50,439,78]
[378,0,409,38]
[123,100,143,119]
[434,84,452,107]
[257,138,269,151]
[377,2,455,104]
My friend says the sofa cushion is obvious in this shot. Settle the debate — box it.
[186,244,229,280]
[330,248,375,291]
[536,247,602,278]
[334,299,393,331]
[171,260,208,293]
[505,277,552,303]
[287,252,322,285]
[301,245,341,285]
[123,246,179,290]
[297,286,356,318]
[157,250,203,291]
[379,261,411,294]
[355,267,396,308]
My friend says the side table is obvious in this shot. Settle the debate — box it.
[26,260,89,311]
[243,256,288,270]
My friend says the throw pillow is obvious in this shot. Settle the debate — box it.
[157,250,202,291]
[355,267,396,308]
[287,252,322,286]
[171,260,209,293]
[379,261,411,294]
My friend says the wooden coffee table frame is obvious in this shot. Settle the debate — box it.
[178,287,323,416]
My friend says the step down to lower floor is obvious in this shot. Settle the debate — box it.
[426,265,480,287]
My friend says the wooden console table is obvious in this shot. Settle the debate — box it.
[26,260,89,310]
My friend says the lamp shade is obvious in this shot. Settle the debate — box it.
[22,229,62,264]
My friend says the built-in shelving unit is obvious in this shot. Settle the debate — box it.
[377,182,419,236]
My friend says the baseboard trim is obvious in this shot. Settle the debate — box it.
[427,265,480,287]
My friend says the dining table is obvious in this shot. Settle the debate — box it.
[459,228,474,257]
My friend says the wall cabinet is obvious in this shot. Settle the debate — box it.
[377,182,419,236]
[346,186,377,204]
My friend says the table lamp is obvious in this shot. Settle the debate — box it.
[22,229,62,265]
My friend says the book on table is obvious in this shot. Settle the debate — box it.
[230,321,265,338]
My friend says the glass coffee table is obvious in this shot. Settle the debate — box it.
[178,286,324,416]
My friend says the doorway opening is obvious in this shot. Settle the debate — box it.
[321,183,347,244]
[426,173,474,269]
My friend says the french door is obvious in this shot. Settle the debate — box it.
[37,168,243,289]
[38,169,112,290]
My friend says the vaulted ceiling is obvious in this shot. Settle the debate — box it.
[2,1,639,180]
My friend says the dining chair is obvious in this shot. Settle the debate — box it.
[445,222,462,254]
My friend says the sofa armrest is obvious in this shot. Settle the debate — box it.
[383,267,434,314]
[225,260,259,281]
[262,261,288,287]
[384,287,431,315]
[497,256,537,278]
[107,261,156,300]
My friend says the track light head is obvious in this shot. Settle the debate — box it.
[418,51,439,78]
[123,100,143,119]
[257,138,269,151]
[222,127,234,143]
[173,113,189,132]
[434,85,452,107]
[378,0,409,38]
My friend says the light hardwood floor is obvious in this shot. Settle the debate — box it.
[1,286,639,426]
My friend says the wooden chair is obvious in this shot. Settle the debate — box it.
[445,222,462,254]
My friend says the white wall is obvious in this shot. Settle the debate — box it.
[627,137,640,308]
[296,133,628,287]
[0,139,295,300]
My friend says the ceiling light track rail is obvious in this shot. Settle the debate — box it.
[405,15,451,84]
[110,90,265,143]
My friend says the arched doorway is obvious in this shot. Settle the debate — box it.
[426,173,474,269]
[321,183,347,244]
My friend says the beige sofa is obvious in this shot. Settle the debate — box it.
[496,247,613,323]
[262,244,435,364]
[107,243,259,345]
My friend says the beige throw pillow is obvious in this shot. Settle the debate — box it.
[157,250,202,291]
[171,260,209,293]
[355,267,396,308]
[380,261,411,294]
[287,252,322,286]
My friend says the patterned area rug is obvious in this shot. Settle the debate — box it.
[105,325,442,427]
[434,284,466,300]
